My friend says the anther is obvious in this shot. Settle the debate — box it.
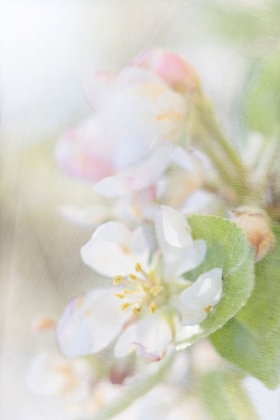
[149,302,157,314]
[149,286,164,296]
[123,289,140,295]
[132,306,141,316]
[121,302,131,311]
[135,263,142,272]
[113,275,123,285]
[115,293,124,299]
[129,274,137,281]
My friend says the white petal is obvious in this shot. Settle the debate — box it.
[171,146,198,172]
[114,314,172,359]
[157,205,193,249]
[181,307,208,326]
[174,239,207,277]
[58,205,111,227]
[81,222,148,277]
[180,268,223,308]
[132,343,162,362]
[181,190,215,215]
[179,268,223,325]
[114,66,164,89]
[57,288,127,358]
[93,146,172,198]
[90,220,131,243]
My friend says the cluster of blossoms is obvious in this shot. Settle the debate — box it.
[56,49,210,227]
[27,48,277,419]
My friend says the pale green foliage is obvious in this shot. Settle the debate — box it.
[201,371,260,420]
[211,226,280,389]
[241,50,280,136]
[176,215,255,347]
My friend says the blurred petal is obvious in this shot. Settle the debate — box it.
[132,49,200,93]
[171,146,198,172]
[58,205,111,227]
[93,146,172,198]
[57,288,127,358]
[114,66,162,90]
[55,116,115,183]
[85,71,116,110]
[26,352,93,401]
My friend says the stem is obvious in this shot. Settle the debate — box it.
[201,99,247,178]
[89,350,175,420]
[252,132,280,204]
[190,95,248,201]
[199,127,244,198]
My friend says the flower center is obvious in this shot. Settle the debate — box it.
[113,263,165,316]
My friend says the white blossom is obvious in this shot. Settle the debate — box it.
[57,206,222,360]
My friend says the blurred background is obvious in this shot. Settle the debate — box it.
[1,1,280,418]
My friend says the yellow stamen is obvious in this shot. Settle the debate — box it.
[121,302,131,311]
[149,302,157,314]
[148,269,155,280]
[204,306,212,313]
[123,289,141,295]
[149,286,164,296]
[115,293,124,299]
[155,277,162,284]
[113,275,123,285]
[132,306,141,316]
[129,274,137,281]
[135,263,142,272]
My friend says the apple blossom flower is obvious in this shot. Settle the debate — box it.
[56,206,222,360]
[56,65,190,197]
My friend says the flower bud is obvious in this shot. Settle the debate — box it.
[231,206,275,262]
[132,48,200,94]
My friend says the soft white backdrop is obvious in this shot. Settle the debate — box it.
[1,1,279,419]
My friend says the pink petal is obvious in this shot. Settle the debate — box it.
[55,117,115,183]
[132,49,200,93]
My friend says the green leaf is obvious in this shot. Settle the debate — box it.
[176,215,255,348]
[211,226,280,389]
[210,318,280,389]
[236,226,280,337]
[241,49,280,136]
[201,371,260,420]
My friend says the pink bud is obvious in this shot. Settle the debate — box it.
[132,49,200,94]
